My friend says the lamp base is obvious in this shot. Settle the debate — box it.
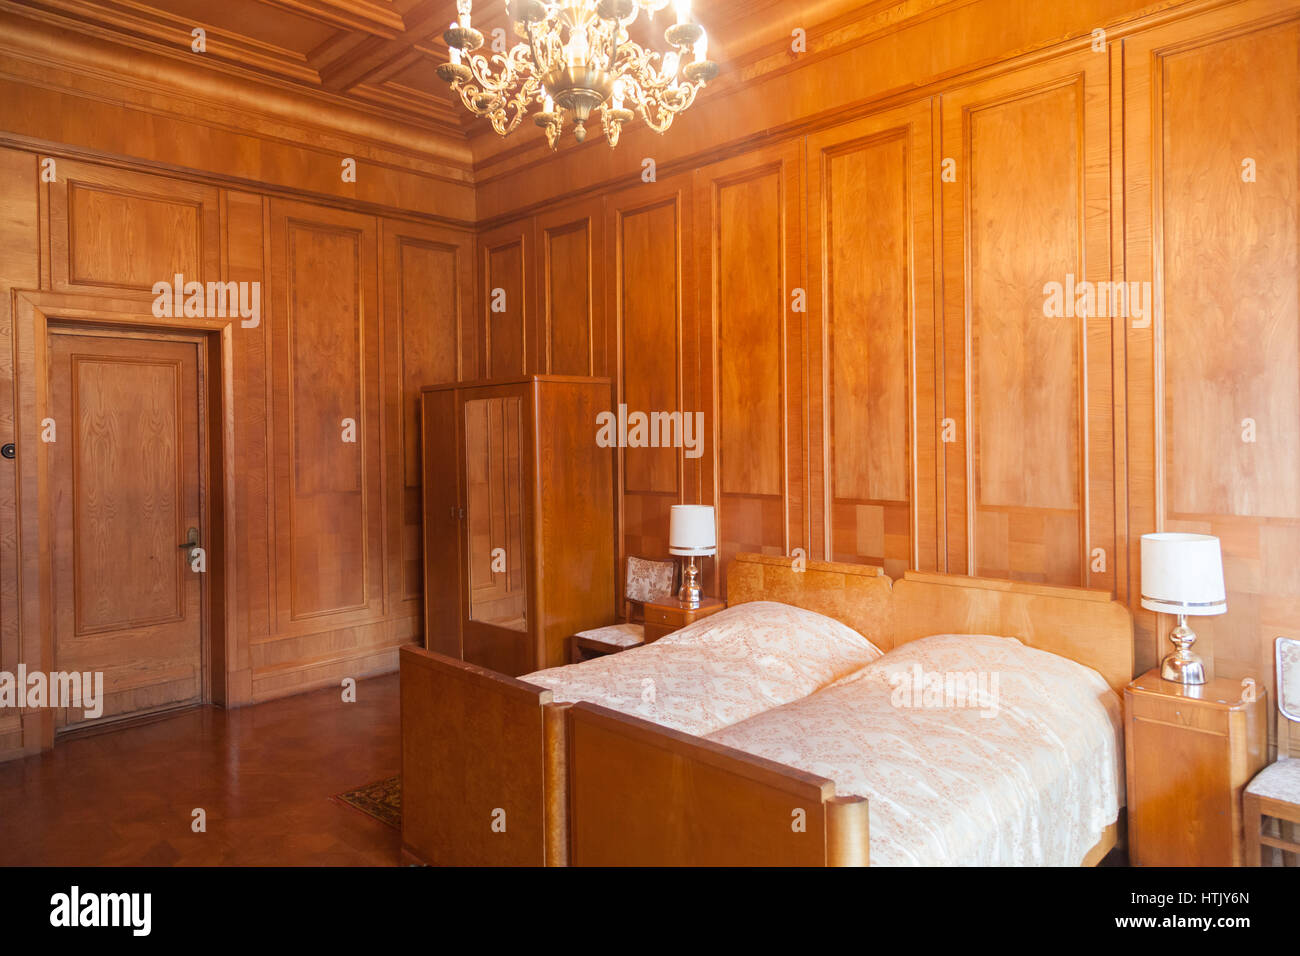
[1160,617,1206,685]
[678,555,702,609]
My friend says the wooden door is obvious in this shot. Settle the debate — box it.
[939,49,1116,588]
[421,388,461,659]
[48,328,204,728]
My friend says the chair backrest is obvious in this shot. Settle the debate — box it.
[1278,636,1300,759]
[625,556,675,605]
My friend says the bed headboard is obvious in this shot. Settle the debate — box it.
[725,555,1134,696]
[892,572,1134,695]
[726,553,892,650]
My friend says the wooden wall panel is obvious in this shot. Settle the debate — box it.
[941,50,1114,590]
[480,223,531,378]
[47,161,220,297]
[697,144,804,590]
[607,177,692,577]
[222,190,267,698]
[269,199,383,629]
[1126,2,1300,734]
[537,197,605,377]
[382,220,474,614]
[807,100,938,578]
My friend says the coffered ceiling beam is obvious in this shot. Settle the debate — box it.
[252,0,406,38]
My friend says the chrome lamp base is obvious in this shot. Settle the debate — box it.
[1161,614,1207,684]
[678,555,702,609]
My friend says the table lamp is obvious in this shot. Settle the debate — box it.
[669,504,716,609]
[1140,532,1227,685]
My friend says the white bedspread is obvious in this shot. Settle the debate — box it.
[521,601,882,737]
[707,634,1124,866]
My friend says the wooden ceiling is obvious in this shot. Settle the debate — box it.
[10,0,901,141]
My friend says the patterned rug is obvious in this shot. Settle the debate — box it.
[335,776,401,830]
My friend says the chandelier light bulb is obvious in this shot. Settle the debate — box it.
[694,30,707,60]
[450,44,462,66]
[675,0,691,24]
[567,27,589,64]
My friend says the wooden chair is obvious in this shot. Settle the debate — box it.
[569,556,676,662]
[1244,636,1300,865]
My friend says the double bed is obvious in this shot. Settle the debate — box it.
[401,554,1134,866]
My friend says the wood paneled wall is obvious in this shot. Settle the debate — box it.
[469,0,1300,754]
[2,0,1297,762]
[1124,2,1300,717]
[0,145,475,760]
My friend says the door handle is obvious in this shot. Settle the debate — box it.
[178,527,200,550]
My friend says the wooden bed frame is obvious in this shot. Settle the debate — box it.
[400,647,570,865]
[399,554,893,866]
[402,553,1133,866]
[566,554,1135,866]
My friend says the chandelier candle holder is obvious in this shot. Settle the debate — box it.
[436,0,719,149]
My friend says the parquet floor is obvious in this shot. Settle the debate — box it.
[0,673,402,866]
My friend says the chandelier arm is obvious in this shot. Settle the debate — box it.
[525,19,546,76]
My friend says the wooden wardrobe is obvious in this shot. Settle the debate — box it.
[420,375,616,676]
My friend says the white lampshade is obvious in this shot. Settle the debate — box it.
[669,505,716,556]
[1140,533,1226,617]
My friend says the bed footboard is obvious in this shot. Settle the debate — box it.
[400,646,568,866]
[567,702,868,866]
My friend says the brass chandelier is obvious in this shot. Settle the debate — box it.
[437,0,719,149]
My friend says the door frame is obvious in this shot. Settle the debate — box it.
[13,290,235,751]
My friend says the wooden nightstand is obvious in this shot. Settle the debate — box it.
[641,597,726,644]
[1125,669,1268,866]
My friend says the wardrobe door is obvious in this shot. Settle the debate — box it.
[939,49,1116,589]
[460,387,533,676]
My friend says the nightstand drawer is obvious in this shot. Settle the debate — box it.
[638,597,726,645]
[645,606,682,628]
[1128,692,1230,736]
